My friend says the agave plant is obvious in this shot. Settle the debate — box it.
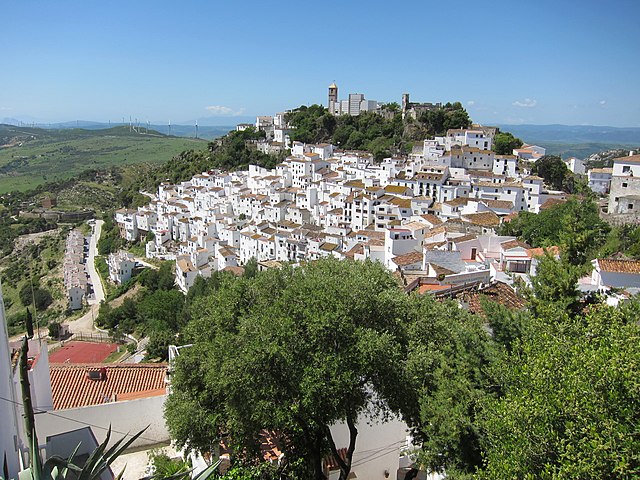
[9,337,220,480]
[3,433,221,480]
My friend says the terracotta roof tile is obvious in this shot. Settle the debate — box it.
[501,239,531,250]
[50,364,167,410]
[466,282,526,315]
[461,211,500,227]
[526,246,560,258]
[392,251,423,267]
[539,198,567,210]
[598,259,640,274]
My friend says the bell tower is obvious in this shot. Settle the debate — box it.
[328,82,338,111]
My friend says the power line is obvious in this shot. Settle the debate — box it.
[0,395,160,444]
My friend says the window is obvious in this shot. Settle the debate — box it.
[623,182,628,188]
[629,204,634,210]
[623,166,631,173]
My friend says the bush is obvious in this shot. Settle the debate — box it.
[48,321,61,339]
[20,284,53,311]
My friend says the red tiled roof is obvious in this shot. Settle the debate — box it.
[420,214,442,225]
[613,153,640,164]
[462,211,500,227]
[466,282,526,315]
[392,251,423,267]
[598,259,640,274]
[540,198,567,210]
[501,239,531,250]
[50,364,167,410]
[526,246,560,259]
[324,447,348,471]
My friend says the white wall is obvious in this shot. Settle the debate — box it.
[36,395,170,450]
[329,415,409,480]
[0,286,22,479]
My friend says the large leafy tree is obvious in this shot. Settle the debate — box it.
[479,302,640,478]
[498,197,609,266]
[493,131,523,155]
[528,252,583,317]
[404,296,501,475]
[164,259,408,480]
[532,155,571,191]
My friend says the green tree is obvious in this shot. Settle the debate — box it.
[532,155,570,191]
[493,131,523,155]
[146,330,177,361]
[479,303,640,478]
[528,252,583,317]
[137,288,185,333]
[559,197,609,266]
[497,197,608,266]
[403,295,501,475]
[242,257,258,279]
[165,259,408,480]
[20,284,53,311]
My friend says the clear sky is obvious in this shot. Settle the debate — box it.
[2,0,639,126]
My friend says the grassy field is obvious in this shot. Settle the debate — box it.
[0,125,206,193]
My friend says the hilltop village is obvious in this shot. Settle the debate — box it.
[114,97,561,294]
[3,87,640,480]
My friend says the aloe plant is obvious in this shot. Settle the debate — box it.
[10,336,220,480]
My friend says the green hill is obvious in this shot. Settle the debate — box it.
[0,124,205,193]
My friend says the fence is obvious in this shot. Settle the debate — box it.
[70,331,118,344]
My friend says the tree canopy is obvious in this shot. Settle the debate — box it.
[165,259,410,479]
[285,105,405,160]
[161,254,640,479]
[417,102,471,136]
[531,155,573,191]
[497,197,609,266]
[493,131,523,155]
[479,301,640,478]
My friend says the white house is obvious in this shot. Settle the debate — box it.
[564,157,585,175]
[115,209,139,241]
[108,250,136,284]
[587,168,613,194]
[175,256,199,293]
[513,144,545,161]
[607,153,640,215]
[591,258,640,290]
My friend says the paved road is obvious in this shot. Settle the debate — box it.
[67,219,104,335]
[87,219,105,305]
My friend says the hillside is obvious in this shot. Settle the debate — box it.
[1,120,235,140]
[0,124,206,193]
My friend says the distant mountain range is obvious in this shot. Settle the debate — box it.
[496,124,640,158]
[4,118,639,159]
[1,119,236,140]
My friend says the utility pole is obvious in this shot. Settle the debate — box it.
[19,337,42,479]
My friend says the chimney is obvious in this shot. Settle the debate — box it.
[87,367,108,381]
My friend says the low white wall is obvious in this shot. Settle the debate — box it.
[36,395,169,450]
[330,415,408,479]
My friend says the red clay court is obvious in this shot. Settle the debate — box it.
[49,341,118,364]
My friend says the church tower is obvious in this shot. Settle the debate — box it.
[328,82,338,113]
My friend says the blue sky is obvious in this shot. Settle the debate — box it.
[1,0,639,126]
